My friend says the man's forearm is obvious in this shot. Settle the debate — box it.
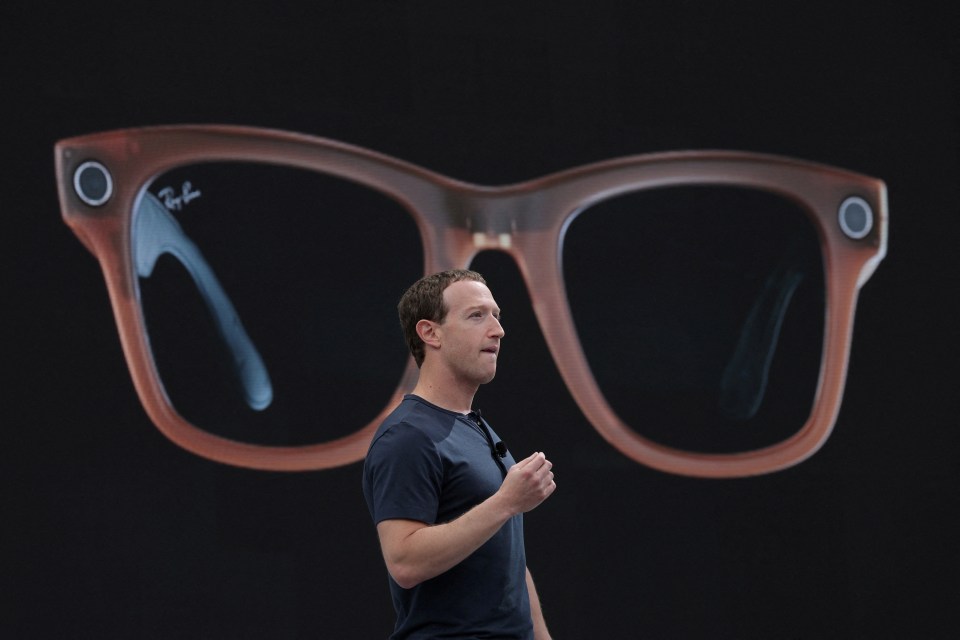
[380,492,515,588]
[379,451,555,589]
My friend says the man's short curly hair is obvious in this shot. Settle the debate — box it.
[398,269,487,367]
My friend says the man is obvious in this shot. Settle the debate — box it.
[363,269,556,639]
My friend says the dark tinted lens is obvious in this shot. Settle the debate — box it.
[563,186,825,453]
[135,162,422,445]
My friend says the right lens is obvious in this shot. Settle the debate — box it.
[562,185,826,454]
[133,161,423,446]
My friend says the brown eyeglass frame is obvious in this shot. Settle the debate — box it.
[55,125,887,477]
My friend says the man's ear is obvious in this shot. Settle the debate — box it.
[416,319,441,350]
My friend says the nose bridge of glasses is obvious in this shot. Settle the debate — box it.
[444,189,549,253]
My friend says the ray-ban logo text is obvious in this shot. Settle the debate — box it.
[158,182,202,211]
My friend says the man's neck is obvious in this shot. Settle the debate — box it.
[411,366,477,414]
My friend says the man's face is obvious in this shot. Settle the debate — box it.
[436,279,504,386]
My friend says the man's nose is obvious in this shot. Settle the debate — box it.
[490,317,505,338]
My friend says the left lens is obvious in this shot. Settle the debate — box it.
[134,161,423,446]
[562,185,826,454]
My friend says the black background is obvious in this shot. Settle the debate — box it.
[5,2,958,638]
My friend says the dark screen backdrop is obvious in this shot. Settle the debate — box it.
[5,2,958,638]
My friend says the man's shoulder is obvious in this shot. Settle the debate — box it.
[370,396,458,450]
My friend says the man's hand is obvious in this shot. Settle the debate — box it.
[498,452,556,515]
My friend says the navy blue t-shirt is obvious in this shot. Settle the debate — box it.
[362,395,532,639]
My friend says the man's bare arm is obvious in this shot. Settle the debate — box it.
[377,451,555,589]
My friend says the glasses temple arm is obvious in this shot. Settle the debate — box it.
[133,193,273,411]
[718,246,806,421]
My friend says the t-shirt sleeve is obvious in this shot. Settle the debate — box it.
[365,422,443,525]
